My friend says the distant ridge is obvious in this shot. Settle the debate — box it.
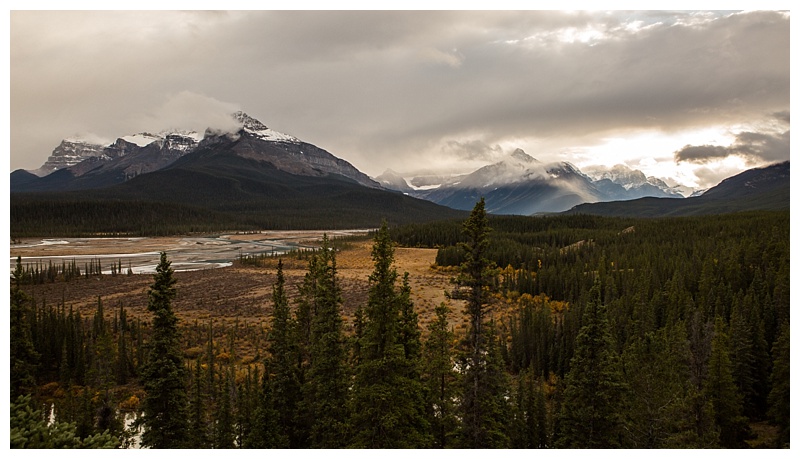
[564,161,789,217]
[408,149,685,215]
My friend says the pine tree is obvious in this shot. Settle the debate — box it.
[350,223,430,448]
[456,198,510,448]
[236,366,256,446]
[11,256,39,398]
[187,357,210,448]
[261,259,300,446]
[138,252,189,449]
[214,367,236,449]
[557,281,626,448]
[398,273,424,362]
[11,394,118,448]
[621,325,701,448]
[511,368,549,448]
[683,313,720,447]
[422,302,458,448]
[247,364,288,448]
[767,321,789,447]
[728,299,759,418]
[301,236,351,448]
[705,316,750,448]
[115,306,132,385]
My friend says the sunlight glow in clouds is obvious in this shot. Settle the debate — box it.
[571,127,740,187]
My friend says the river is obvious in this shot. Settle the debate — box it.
[10,230,371,274]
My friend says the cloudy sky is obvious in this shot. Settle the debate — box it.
[9,7,790,189]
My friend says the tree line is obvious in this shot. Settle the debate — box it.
[11,203,789,448]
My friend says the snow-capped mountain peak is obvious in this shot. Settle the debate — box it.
[509,148,538,164]
[374,169,413,193]
[233,111,299,143]
[583,164,690,197]
[31,139,106,176]
[585,164,647,190]
[120,132,164,147]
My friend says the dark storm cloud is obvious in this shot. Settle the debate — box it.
[10,10,790,178]
[772,111,790,124]
[675,145,731,163]
[675,129,789,165]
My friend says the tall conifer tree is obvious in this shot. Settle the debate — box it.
[11,257,39,398]
[456,198,510,448]
[247,365,287,448]
[139,252,189,449]
[423,303,458,448]
[705,317,750,448]
[301,236,350,448]
[768,321,790,447]
[350,223,430,448]
[262,259,301,446]
[557,281,626,448]
[187,357,210,448]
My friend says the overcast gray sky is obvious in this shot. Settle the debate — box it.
[9,9,790,188]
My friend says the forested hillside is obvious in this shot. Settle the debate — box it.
[10,209,789,448]
[394,210,790,447]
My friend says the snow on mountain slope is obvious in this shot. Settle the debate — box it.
[15,110,382,193]
[374,169,413,193]
[583,164,689,197]
[232,111,299,143]
[418,149,606,215]
[32,139,106,176]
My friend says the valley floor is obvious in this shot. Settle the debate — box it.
[17,237,465,362]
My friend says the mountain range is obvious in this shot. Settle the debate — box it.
[566,160,789,218]
[12,112,381,193]
[11,112,789,235]
[10,112,465,234]
[377,149,687,215]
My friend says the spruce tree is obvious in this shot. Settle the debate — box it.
[767,321,789,447]
[11,394,118,448]
[187,357,210,448]
[398,272,423,365]
[456,198,510,448]
[236,366,256,446]
[139,252,189,449]
[350,223,430,448]
[214,368,236,449]
[511,368,549,448]
[684,313,720,447]
[422,302,458,448]
[247,364,288,448]
[11,256,39,398]
[557,281,626,448]
[728,299,758,418]
[261,259,300,447]
[705,317,750,448]
[301,236,351,448]
[621,325,701,448]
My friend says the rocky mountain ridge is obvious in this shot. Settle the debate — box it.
[13,112,378,192]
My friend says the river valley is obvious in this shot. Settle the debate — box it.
[10,230,372,274]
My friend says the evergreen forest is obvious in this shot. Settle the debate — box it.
[10,205,790,449]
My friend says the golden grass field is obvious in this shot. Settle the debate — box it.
[18,237,468,361]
